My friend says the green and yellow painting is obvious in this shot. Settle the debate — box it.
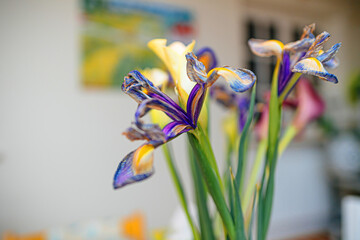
[81,0,194,88]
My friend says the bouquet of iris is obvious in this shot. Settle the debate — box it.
[113,24,341,240]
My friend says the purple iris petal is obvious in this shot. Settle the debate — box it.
[162,121,192,140]
[129,70,191,123]
[186,83,206,127]
[237,98,250,132]
[278,51,292,95]
[135,98,190,125]
[196,47,218,71]
[113,150,154,189]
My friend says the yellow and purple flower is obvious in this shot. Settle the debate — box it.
[113,52,256,188]
[248,23,341,100]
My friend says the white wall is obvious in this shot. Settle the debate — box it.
[0,0,345,238]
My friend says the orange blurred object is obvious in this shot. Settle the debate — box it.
[121,212,146,240]
[2,232,46,240]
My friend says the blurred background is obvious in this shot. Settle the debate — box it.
[0,0,359,239]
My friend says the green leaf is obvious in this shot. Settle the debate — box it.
[188,144,216,240]
[257,174,265,240]
[235,83,257,189]
[188,133,236,240]
[230,170,246,240]
[162,144,200,240]
[247,188,258,240]
[258,59,282,239]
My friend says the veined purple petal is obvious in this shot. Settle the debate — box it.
[284,37,314,52]
[113,150,154,189]
[237,98,250,132]
[305,31,330,58]
[196,47,218,71]
[147,92,190,122]
[135,97,191,125]
[124,70,188,120]
[300,23,315,39]
[208,67,256,93]
[186,52,208,84]
[162,121,193,140]
[186,83,206,127]
[316,43,341,63]
[278,52,292,95]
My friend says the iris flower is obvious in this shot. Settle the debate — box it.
[143,47,218,130]
[113,52,256,188]
[248,23,341,101]
[148,40,217,130]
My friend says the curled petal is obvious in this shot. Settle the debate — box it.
[186,84,206,126]
[135,98,190,125]
[207,67,256,92]
[122,85,150,103]
[305,31,330,58]
[123,127,150,141]
[124,70,184,114]
[186,52,207,84]
[196,47,217,71]
[113,146,155,189]
[162,121,192,139]
[292,58,338,83]
[248,39,284,57]
[316,42,341,63]
[284,37,314,52]
[301,23,316,39]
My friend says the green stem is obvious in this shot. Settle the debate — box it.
[194,125,224,190]
[235,83,257,190]
[187,133,236,240]
[257,58,282,240]
[242,139,267,212]
[279,72,302,102]
[189,145,216,240]
[278,124,298,157]
[162,144,200,240]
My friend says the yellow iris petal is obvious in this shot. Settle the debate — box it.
[150,110,171,129]
[133,144,155,175]
[141,68,169,90]
[148,39,196,105]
